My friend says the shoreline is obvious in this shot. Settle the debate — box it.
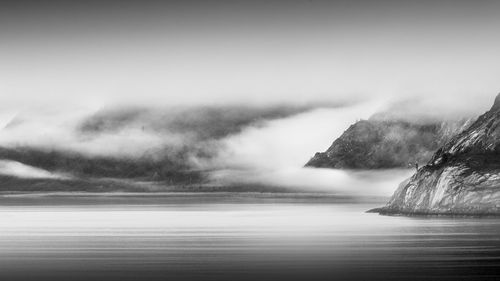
[367,207,500,218]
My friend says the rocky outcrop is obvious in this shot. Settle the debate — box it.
[374,94,500,215]
[306,118,470,169]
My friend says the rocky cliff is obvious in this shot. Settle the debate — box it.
[374,94,500,215]
[305,118,470,169]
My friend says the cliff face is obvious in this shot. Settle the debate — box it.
[376,94,500,215]
[305,118,470,169]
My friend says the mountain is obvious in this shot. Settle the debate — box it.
[0,105,328,192]
[305,117,471,169]
[373,93,500,215]
[0,146,201,183]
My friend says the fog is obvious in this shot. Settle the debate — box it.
[0,100,415,195]
[0,104,332,159]
[0,93,498,195]
[0,108,180,158]
[203,102,414,195]
[0,160,68,180]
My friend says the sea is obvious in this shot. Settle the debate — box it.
[0,193,499,281]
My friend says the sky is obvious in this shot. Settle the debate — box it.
[0,0,499,194]
[0,0,499,111]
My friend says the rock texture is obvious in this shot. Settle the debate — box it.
[305,118,470,169]
[375,94,500,215]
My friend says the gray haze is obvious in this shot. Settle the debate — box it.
[0,0,499,111]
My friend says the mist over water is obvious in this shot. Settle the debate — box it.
[0,100,412,196]
[0,99,419,196]
[0,160,68,179]
[205,102,409,195]
[0,99,475,196]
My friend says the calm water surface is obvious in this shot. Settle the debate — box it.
[0,194,499,281]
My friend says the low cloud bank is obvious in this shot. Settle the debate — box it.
[207,103,383,170]
[209,167,413,197]
[203,102,415,196]
[0,160,69,179]
[0,95,488,195]
[1,104,356,184]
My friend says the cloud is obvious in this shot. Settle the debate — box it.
[209,167,413,196]
[0,160,69,179]
[0,96,494,195]
[0,108,170,158]
[200,101,418,195]
[205,102,383,169]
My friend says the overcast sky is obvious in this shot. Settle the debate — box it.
[1,0,500,111]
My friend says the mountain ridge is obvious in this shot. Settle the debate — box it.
[306,117,472,169]
[373,93,500,215]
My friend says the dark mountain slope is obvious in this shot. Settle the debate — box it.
[306,118,471,169]
[374,93,500,215]
[0,147,200,183]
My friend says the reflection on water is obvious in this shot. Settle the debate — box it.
[0,194,499,281]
